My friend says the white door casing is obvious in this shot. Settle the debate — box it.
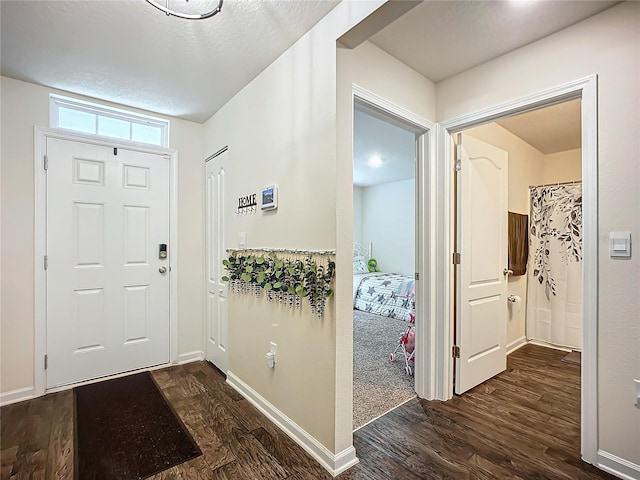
[46,137,170,388]
[205,151,228,373]
[455,133,509,395]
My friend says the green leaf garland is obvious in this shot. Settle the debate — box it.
[222,252,335,317]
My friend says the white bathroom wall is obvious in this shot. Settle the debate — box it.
[543,148,582,184]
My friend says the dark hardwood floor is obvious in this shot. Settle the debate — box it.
[1,344,615,479]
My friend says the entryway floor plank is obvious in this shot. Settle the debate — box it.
[0,345,616,479]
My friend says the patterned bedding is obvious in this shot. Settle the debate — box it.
[353,273,415,322]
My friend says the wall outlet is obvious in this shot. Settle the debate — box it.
[265,342,277,368]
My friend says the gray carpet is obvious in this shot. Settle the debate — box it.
[353,310,416,430]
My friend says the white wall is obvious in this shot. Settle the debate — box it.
[437,2,640,465]
[465,123,544,347]
[353,186,364,245]
[0,76,204,395]
[202,1,387,457]
[543,148,582,184]
[352,41,436,122]
[360,179,415,276]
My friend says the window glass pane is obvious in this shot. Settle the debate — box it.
[58,107,96,134]
[98,115,130,140]
[131,123,163,145]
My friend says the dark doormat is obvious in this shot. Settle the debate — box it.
[74,371,201,480]
[562,350,581,365]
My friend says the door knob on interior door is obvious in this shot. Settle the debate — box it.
[159,266,167,275]
[503,268,513,276]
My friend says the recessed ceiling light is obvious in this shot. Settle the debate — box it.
[368,154,383,168]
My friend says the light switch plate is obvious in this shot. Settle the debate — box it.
[239,232,246,250]
[609,231,631,257]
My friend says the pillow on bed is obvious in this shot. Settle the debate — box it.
[353,257,368,274]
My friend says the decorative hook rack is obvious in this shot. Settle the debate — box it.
[226,247,336,255]
[236,193,257,216]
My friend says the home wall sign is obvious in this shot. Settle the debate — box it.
[236,193,257,215]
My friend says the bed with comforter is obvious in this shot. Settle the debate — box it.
[352,243,415,322]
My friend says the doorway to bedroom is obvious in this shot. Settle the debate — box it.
[351,98,423,430]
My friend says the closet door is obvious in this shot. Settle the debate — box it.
[205,151,228,373]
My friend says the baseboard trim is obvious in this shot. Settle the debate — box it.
[598,450,640,480]
[226,371,359,477]
[506,336,527,355]
[177,350,204,364]
[526,339,573,352]
[0,386,35,406]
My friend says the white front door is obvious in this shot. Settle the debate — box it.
[455,133,509,395]
[205,152,228,372]
[46,138,170,388]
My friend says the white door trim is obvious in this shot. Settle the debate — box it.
[351,84,436,401]
[34,126,179,397]
[433,75,598,464]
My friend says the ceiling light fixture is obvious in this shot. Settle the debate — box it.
[145,0,223,20]
[368,154,383,168]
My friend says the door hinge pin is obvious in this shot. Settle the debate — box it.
[452,252,461,265]
[44,255,48,270]
[415,272,420,281]
[452,345,460,358]
[44,354,48,370]
[44,155,48,171]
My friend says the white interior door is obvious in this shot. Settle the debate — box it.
[205,152,228,373]
[46,138,170,388]
[455,133,508,395]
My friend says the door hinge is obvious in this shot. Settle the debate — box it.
[452,345,460,358]
[455,159,461,172]
[44,354,48,370]
[44,255,48,270]
[415,272,420,281]
[452,252,461,265]
[44,155,49,171]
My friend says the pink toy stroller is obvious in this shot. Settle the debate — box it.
[389,313,415,375]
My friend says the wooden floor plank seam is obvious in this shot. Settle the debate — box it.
[0,344,616,480]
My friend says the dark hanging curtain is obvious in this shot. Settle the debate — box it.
[508,212,529,276]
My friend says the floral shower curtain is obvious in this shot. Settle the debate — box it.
[526,183,583,349]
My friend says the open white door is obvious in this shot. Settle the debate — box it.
[205,151,228,373]
[46,138,170,388]
[455,134,508,395]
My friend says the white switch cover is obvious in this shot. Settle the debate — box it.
[609,231,631,257]
[635,379,640,407]
[239,232,246,249]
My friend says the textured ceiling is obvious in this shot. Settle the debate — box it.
[1,0,618,125]
[496,99,581,155]
[0,0,340,123]
[370,0,619,83]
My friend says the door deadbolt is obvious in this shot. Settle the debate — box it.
[159,244,167,259]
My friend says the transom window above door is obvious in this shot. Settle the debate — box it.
[50,94,169,147]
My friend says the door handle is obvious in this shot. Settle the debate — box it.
[159,266,167,275]
[503,268,513,277]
